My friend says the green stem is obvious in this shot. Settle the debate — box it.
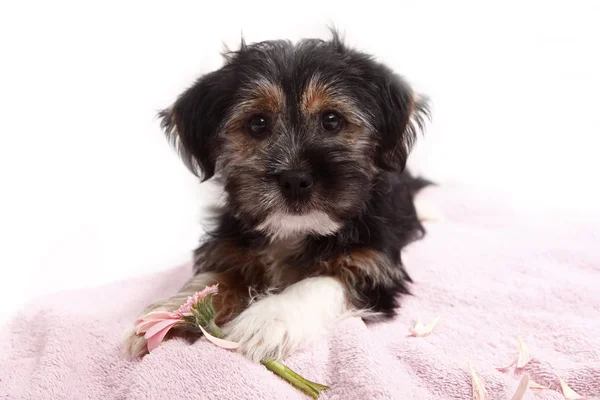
[200,312,329,399]
[283,366,330,391]
[204,320,223,338]
[261,358,329,399]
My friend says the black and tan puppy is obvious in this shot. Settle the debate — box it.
[124,31,430,362]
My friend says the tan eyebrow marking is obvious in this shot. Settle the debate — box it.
[222,79,285,131]
[301,75,371,127]
[246,79,285,113]
[302,76,332,115]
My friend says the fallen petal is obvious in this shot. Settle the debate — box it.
[558,376,584,399]
[496,359,516,374]
[424,317,440,331]
[409,316,439,337]
[516,336,532,368]
[528,380,548,392]
[468,361,487,400]
[498,336,532,373]
[510,373,530,400]
[413,317,424,330]
[199,325,240,349]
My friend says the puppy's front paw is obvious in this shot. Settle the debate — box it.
[122,328,149,358]
[223,277,347,362]
[122,301,174,358]
[223,298,315,362]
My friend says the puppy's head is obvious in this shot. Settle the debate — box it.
[160,32,428,240]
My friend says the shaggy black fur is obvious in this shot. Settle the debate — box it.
[161,31,430,317]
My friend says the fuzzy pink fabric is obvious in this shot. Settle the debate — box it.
[1,187,599,399]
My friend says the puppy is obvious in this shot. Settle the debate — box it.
[124,31,430,362]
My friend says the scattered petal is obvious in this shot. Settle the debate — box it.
[468,361,487,400]
[497,336,532,373]
[516,336,532,368]
[410,317,424,332]
[528,380,548,392]
[199,325,240,349]
[510,373,530,400]
[423,317,440,332]
[409,316,440,337]
[558,376,584,399]
[496,359,516,374]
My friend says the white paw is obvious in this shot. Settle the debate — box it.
[223,277,348,362]
[222,297,312,362]
[223,314,290,361]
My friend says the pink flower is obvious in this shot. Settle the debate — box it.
[173,284,219,318]
[135,312,181,352]
[134,284,220,352]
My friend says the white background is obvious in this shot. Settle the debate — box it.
[1,0,599,324]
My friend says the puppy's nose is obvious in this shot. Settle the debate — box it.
[278,170,313,200]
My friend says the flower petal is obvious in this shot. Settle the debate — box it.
[468,361,487,400]
[424,317,440,332]
[515,336,532,368]
[136,311,175,324]
[409,316,439,337]
[135,319,162,335]
[197,284,219,299]
[529,380,550,392]
[414,317,424,330]
[144,319,180,339]
[408,318,423,336]
[496,359,516,374]
[146,325,174,352]
[173,284,220,317]
[497,336,532,373]
[510,373,530,400]
[528,380,548,392]
[199,325,240,349]
[558,376,584,399]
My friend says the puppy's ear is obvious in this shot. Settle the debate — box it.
[375,73,429,172]
[326,30,428,171]
[159,69,235,181]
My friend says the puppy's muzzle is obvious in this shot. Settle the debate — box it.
[278,170,313,200]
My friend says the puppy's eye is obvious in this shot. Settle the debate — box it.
[247,115,269,137]
[321,112,343,132]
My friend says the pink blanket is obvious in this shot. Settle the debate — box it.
[2,187,599,399]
